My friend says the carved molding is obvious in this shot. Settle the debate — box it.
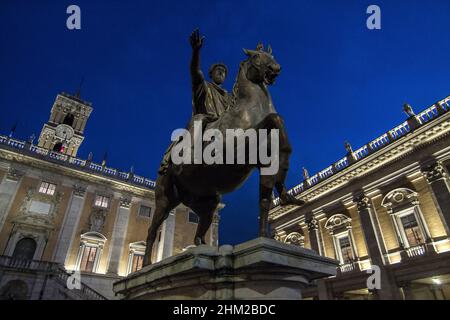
[15,187,63,229]
[307,218,319,231]
[284,232,304,246]
[73,184,86,197]
[119,196,132,208]
[354,194,371,211]
[381,188,419,214]
[89,209,107,233]
[269,112,450,221]
[273,230,286,241]
[324,214,352,232]
[422,161,447,184]
[0,145,156,199]
[6,167,24,181]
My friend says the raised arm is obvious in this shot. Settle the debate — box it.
[190,29,205,86]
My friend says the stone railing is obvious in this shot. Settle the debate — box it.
[405,244,426,258]
[339,262,355,273]
[0,255,60,271]
[0,137,156,190]
[54,269,106,300]
[273,95,450,206]
[0,255,106,300]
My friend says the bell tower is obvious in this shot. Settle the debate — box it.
[37,92,93,157]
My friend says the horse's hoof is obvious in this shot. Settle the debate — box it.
[194,237,207,246]
[194,237,202,246]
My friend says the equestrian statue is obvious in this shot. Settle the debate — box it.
[144,29,304,265]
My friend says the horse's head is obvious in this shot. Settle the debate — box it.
[243,43,281,86]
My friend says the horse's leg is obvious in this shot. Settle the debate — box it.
[264,114,305,206]
[190,195,220,245]
[143,173,179,266]
[259,173,277,237]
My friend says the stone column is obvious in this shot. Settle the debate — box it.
[421,161,450,235]
[161,210,175,260]
[107,196,131,275]
[354,194,385,266]
[155,220,167,262]
[210,212,220,246]
[0,168,23,233]
[53,185,87,265]
[154,210,175,261]
[307,218,322,255]
[354,192,402,300]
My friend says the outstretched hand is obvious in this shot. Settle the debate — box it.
[190,29,204,51]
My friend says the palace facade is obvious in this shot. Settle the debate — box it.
[269,95,450,300]
[0,92,220,299]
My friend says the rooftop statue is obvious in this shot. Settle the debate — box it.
[144,29,305,265]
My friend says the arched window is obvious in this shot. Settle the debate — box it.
[75,232,107,273]
[325,214,359,271]
[63,113,75,127]
[53,142,63,152]
[381,188,431,257]
[12,238,37,260]
[127,241,146,275]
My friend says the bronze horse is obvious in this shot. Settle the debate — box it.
[143,44,299,265]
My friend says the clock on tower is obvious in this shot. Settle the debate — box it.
[37,92,93,157]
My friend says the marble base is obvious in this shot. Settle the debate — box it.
[113,237,338,300]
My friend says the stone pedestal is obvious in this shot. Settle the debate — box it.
[113,237,338,300]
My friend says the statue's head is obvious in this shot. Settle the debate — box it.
[209,63,228,85]
[243,43,280,85]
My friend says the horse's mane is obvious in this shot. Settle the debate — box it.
[230,60,249,108]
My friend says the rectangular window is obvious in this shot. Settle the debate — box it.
[138,205,152,218]
[94,195,109,208]
[400,214,424,247]
[188,211,199,224]
[79,246,98,272]
[339,236,354,264]
[131,254,144,272]
[38,182,56,196]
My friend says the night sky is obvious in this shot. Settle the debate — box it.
[1,0,449,245]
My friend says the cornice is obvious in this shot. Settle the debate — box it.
[270,106,450,222]
[0,148,155,199]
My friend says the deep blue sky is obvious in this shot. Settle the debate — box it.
[1,0,449,245]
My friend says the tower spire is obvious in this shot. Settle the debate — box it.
[75,76,84,98]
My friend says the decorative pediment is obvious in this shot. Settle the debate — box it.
[381,188,418,214]
[129,241,146,253]
[324,214,352,231]
[80,231,107,248]
[284,232,304,246]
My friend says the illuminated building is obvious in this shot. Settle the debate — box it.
[270,95,450,300]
